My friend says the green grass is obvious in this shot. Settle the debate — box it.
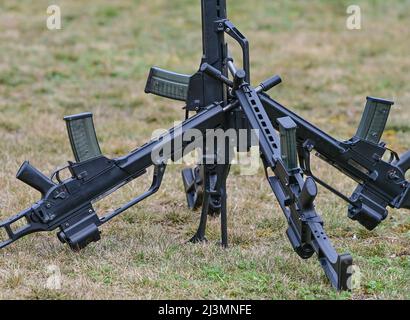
[0,0,409,300]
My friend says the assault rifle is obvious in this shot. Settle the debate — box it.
[1,0,409,291]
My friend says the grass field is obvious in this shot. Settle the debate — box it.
[0,0,409,300]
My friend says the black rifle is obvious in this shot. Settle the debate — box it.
[1,0,409,291]
[261,95,410,230]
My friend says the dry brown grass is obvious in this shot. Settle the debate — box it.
[0,0,409,299]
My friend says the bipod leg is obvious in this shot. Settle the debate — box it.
[218,164,230,248]
[189,163,214,243]
[189,162,231,246]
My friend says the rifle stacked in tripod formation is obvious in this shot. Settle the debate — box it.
[0,0,409,291]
